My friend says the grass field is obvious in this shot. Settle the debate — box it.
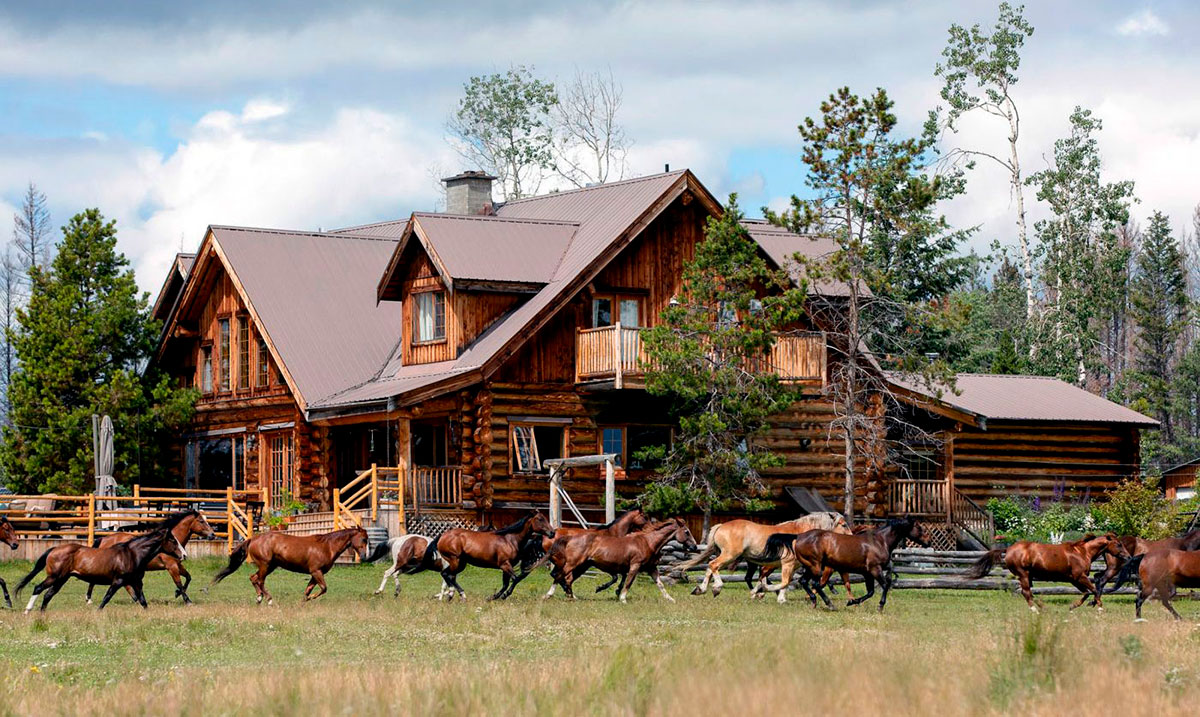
[1,557,1200,716]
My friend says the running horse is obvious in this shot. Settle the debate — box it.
[0,516,19,607]
[677,512,852,598]
[764,516,927,611]
[365,533,434,597]
[1124,550,1200,620]
[539,508,651,599]
[210,526,369,604]
[964,533,1129,612]
[1093,529,1200,593]
[16,521,187,612]
[544,517,697,603]
[424,511,555,601]
[85,509,216,605]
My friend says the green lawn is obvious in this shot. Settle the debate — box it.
[0,556,1199,715]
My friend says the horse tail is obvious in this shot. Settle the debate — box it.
[675,524,721,572]
[91,535,104,548]
[418,535,445,572]
[15,547,52,595]
[763,532,797,560]
[209,540,249,586]
[364,538,392,564]
[1107,553,1144,593]
[963,549,1004,580]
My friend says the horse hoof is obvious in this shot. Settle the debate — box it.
[690,587,703,596]
[1134,618,1147,623]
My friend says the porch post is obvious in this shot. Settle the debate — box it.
[604,458,616,524]
[397,417,411,517]
[944,432,955,526]
[226,486,235,552]
[371,463,379,523]
[613,321,624,390]
[549,465,563,529]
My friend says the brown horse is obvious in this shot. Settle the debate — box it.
[965,533,1129,612]
[85,509,216,605]
[210,526,368,604]
[1094,529,1200,593]
[1127,550,1200,620]
[425,511,555,601]
[544,517,697,603]
[17,527,186,612]
[764,516,928,611]
[678,512,852,598]
[540,509,651,599]
[364,533,434,596]
[0,516,19,607]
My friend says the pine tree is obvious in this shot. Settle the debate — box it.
[1,209,197,493]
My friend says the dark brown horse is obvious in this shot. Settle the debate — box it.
[1126,550,1200,620]
[540,508,651,599]
[425,512,555,601]
[764,516,927,611]
[1094,530,1200,593]
[965,533,1129,612]
[543,517,697,603]
[210,526,368,604]
[17,526,186,612]
[0,516,19,608]
[85,509,216,605]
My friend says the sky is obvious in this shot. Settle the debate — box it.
[0,0,1197,295]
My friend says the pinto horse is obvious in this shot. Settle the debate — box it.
[1125,550,1200,620]
[85,509,216,605]
[0,516,19,607]
[539,508,651,599]
[545,517,697,603]
[425,512,555,601]
[678,512,851,598]
[17,527,186,612]
[965,533,1129,612]
[210,526,368,604]
[365,533,434,596]
[764,516,927,610]
[1093,530,1200,593]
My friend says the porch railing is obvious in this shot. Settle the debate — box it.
[887,478,995,547]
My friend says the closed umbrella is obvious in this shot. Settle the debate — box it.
[94,415,117,525]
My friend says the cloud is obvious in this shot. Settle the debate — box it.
[1116,9,1169,36]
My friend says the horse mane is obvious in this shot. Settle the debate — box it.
[157,510,199,533]
[594,509,638,530]
[493,514,532,535]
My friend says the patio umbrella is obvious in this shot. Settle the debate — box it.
[94,415,117,521]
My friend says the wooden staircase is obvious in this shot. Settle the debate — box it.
[887,479,995,549]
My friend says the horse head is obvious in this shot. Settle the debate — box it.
[190,511,217,541]
[669,517,698,551]
[1179,529,1200,552]
[528,511,555,540]
[350,527,370,561]
[158,530,187,562]
[892,516,930,549]
[623,509,651,533]
[1098,532,1130,561]
[0,516,17,550]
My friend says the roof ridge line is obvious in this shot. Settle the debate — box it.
[212,225,397,243]
[499,170,686,206]
[330,218,410,233]
[414,212,580,227]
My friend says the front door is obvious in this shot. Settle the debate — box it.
[264,431,296,509]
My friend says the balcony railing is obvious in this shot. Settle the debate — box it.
[887,478,995,547]
[575,324,827,388]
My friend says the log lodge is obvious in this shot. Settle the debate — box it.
[151,169,1156,545]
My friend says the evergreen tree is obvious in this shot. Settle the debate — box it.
[1,209,197,493]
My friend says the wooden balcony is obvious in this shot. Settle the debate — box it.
[575,324,827,389]
[887,478,995,547]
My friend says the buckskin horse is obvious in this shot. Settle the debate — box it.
[210,526,369,604]
[365,533,434,597]
[964,533,1129,612]
[543,517,697,603]
[678,512,851,598]
[0,516,19,607]
[539,508,651,599]
[1093,529,1200,593]
[424,511,555,601]
[17,523,187,612]
[85,509,216,605]
[764,516,927,611]
[1121,550,1200,620]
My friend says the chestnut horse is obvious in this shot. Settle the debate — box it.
[85,509,216,605]
[540,508,651,599]
[1093,529,1200,593]
[0,516,19,607]
[365,533,434,596]
[17,527,186,612]
[425,511,555,601]
[1125,550,1200,620]
[965,533,1129,612]
[764,516,928,610]
[678,512,851,598]
[543,517,697,603]
[210,526,368,604]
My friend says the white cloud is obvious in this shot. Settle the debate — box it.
[1116,9,1169,36]
[240,99,290,123]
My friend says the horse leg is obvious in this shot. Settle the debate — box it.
[649,567,674,603]
[618,563,642,604]
[304,571,328,601]
[840,572,855,599]
[96,582,123,610]
[85,583,94,606]
[0,577,9,609]
[847,575,874,607]
[129,578,149,609]
[1160,584,1183,620]
[1068,576,1099,611]
[743,564,758,593]
[1134,582,1151,621]
[166,561,192,604]
[252,564,276,606]
[795,569,819,606]
[703,554,735,597]
[442,568,467,600]
[25,576,57,613]
[376,561,397,595]
[876,569,893,612]
[1016,571,1037,612]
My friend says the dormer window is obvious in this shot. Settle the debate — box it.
[413,290,446,344]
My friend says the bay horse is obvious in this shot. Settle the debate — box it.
[17,526,186,612]
[85,509,216,605]
[0,516,19,607]
[365,533,434,596]
[210,526,368,604]
[764,516,927,610]
[1125,550,1200,620]
[539,508,651,599]
[543,517,697,603]
[964,533,1129,612]
[1093,529,1200,593]
[424,511,555,601]
[677,512,851,598]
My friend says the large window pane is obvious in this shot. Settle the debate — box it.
[591,298,612,327]
[619,299,640,327]
[218,318,231,391]
[237,316,250,390]
[413,291,447,343]
[601,427,624,466]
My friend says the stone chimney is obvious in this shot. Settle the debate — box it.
[442,171,496,215]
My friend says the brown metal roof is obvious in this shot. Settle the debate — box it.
[740,219,850,296]
[151,252,196,325]
[210,227,402,407]
[411,213,577,284]
[888,372,1158,426]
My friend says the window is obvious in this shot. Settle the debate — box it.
[591,298,612,327]
[601,427,624,467]
[268,432,295,509]
[511,423,566,473]
[591,294,642,328]
[237,316,250,390]
[627,426,672,471]
[257,336,270,387]
[901,450,938,481]
[412,422,448,466]
[412,291,446,343]
[218,318,231,391]
[201,347,213,393]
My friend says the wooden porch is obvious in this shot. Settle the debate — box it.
[887,478,995,548]
[575,324,828,388]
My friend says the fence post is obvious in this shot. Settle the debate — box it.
[371,463,378,523]
[549,466,562,529]
[333,488,342,530]
[613,322,623,389]
[226,486,234,552]
[604,458,616,524]
[133,484,140,500]
[86,494,96,545]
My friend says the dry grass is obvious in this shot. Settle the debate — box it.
[1,557,1199,715]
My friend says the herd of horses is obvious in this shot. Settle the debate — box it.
[1,509,1199,620]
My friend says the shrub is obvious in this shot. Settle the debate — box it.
[1097,478,1184,539]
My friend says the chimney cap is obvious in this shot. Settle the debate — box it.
[442,170,497,183]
